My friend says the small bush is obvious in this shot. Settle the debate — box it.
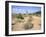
[24,23,33,30]
[16,14,24,19]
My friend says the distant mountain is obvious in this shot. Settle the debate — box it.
[12,11,41,15]
[34,11,41,14]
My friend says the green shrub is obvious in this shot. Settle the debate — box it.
[16,14,24,19]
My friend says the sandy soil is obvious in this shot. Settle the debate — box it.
[12,15,41,31]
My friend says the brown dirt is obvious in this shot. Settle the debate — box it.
[12,15,41,31]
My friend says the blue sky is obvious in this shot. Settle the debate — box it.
[12,5,41,14]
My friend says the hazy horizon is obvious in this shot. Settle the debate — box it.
[12,5,41,14]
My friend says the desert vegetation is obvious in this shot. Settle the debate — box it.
[12,11,41,31]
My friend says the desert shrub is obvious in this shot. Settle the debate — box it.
[24,23,33,30]
[16,14,24,19]
[12,23,15,25]
[39,24,41,26]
